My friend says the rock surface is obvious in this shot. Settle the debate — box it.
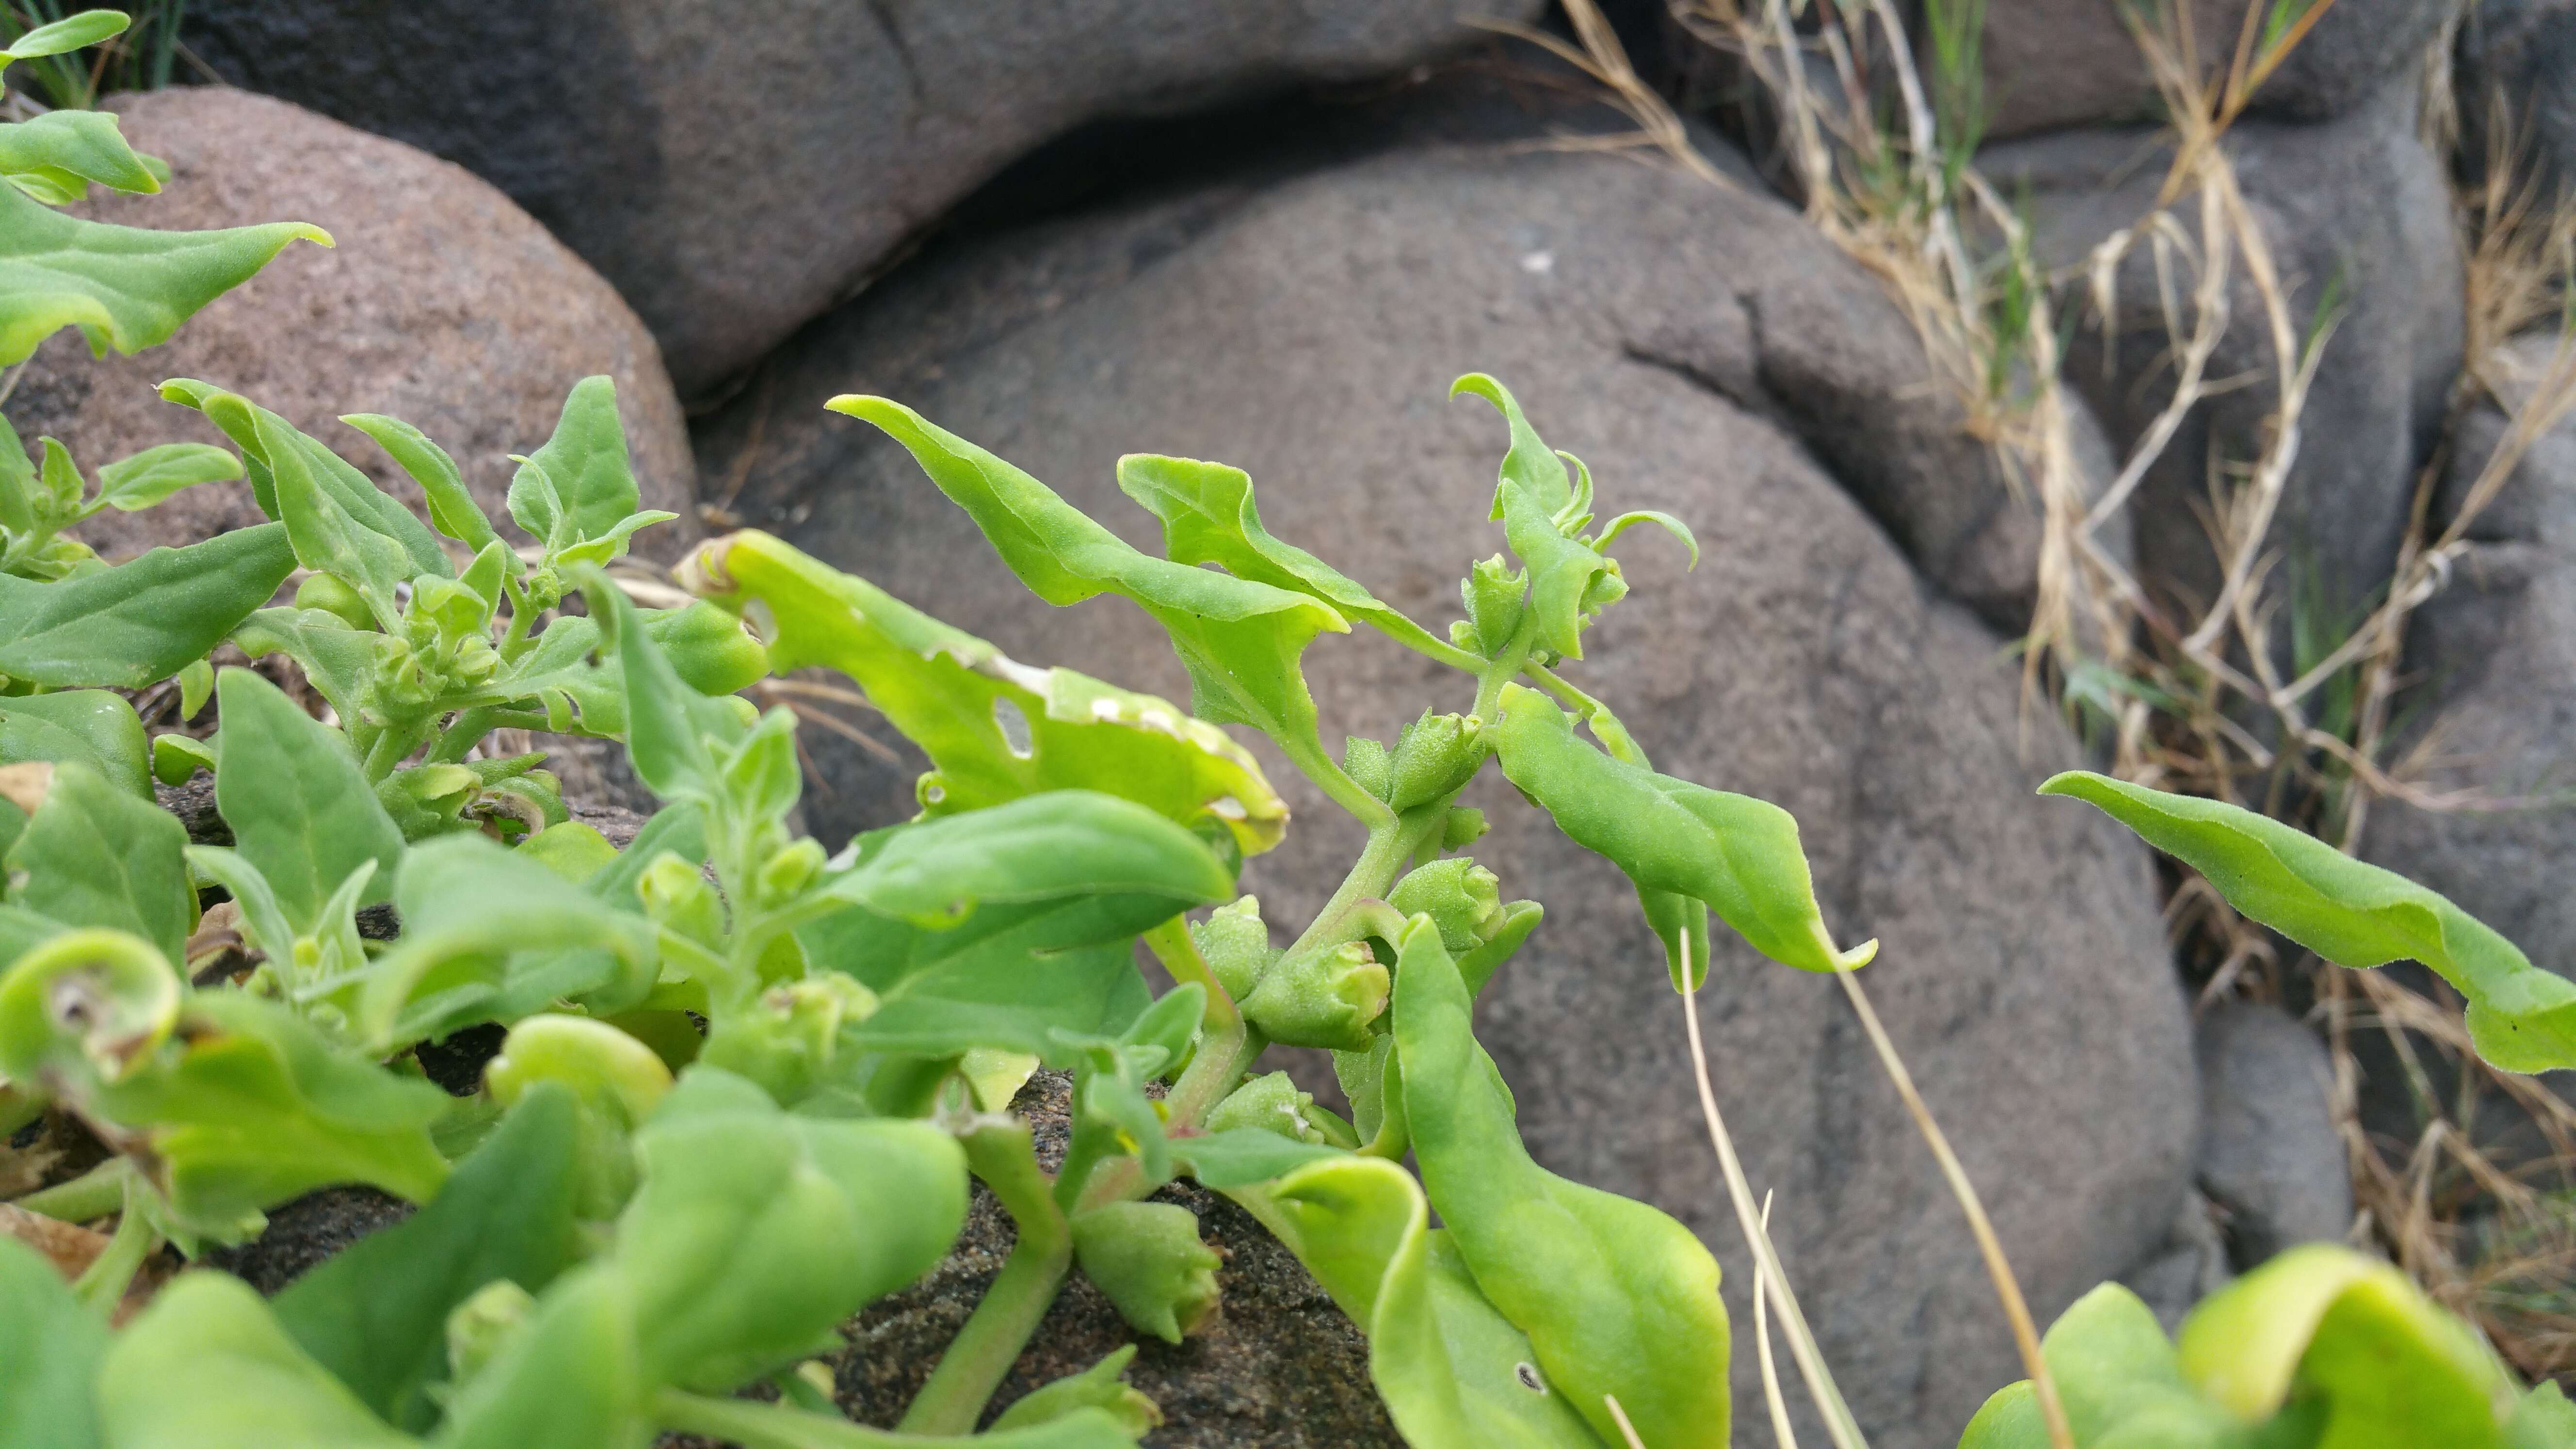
[695,111,2197,1447]
[1970,0,2457,139]
[187,0,1547,396]
[2366,335,2576,991]
[2,87,699,565]
[1984,80,2464,629]
[2457,0,2576,204]
[2193,1002,2351,1269]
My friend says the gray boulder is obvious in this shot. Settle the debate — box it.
[2194,1002,2352,1269]
[1982,79,2463,631]
[2,88,699,565]
[1971,0,2457,139]
[186,0,1546,397]
[2457,0,2576,205]
[2365,335,2576,991]
[694,109,2196,1448]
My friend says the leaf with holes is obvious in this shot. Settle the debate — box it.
[690,528,1286,856]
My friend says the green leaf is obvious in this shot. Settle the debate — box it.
[357,832,660,1050]
[340,412,500,556]
[0,109,161,202]
[98,1272,416,1449]
[1171,1127,1346,1189]
[160,382,451,580]
[693,529,1288,857]
[1491,686,1872,980]
[214,667,405,923]
[991,1346,1160,1436]
[0,1234,110,1449]
[826,396,1348,750]
[819,790,1232,928]
[2042,771,2576,1073]
[91,441,240,511]
[2,10,129,61]
[0,182,328,366]
[519,376,640,547]
[620,1069,969,1391]
[1450,374,1608,660]
[1392,916,1730,1449]
[1229,1153,1607,1448]
[429,1264,646,1449]
[274,1083,585,1433]
[5,759,188,962]
[2509,1383,2576,1449]
[228,606,376,724]
[1988,1283,2252,1446]
[261,410,412,625]
[580,572,743,806]
[805,891,1175,1064]
[0,689,147,798]
[0,522,297,687]
[2176,1243,2511,1444]
[94,990,451,1229]
[1116,452,1464,662]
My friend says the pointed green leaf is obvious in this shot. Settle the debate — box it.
[1492,686,1873,978]
[3,11,129,61]
[92,440,240,512]
[1393,916,1730,1449]
[0,521,296,687]
[0,1234,109,1449]
[0,108,161,201]
[1116,451,1464,661]
[692,529,1287,856]
[819,790,1231,927]
[4,759,187,962]
[274,1083,585,1432]
[340,412,500,556]
[229,606,376,725]
[827,396,1348,748]
[0,688,147,797]
[99,1272,416,1449]
[0,182,328,365]
[523,376,641,545]
[213,667,405,923]
[261,410,411,625]
[579,572,743,805]
[160,383,450,580]
[2042,771,2576,1073]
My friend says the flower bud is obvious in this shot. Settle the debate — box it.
[1385,710,1482,811]
[444,1278,535,1387]
[699,974,877,1106]
[757,837,827,906]
[1206,1069,1353,1148]
[293,572,376,630]
[1387,858,1506,953]
[1340,736,1391,803]
[1240,939,1387,1052]
[1188,896,1278,1002]
[637,851,725,950]
[1461,553,1527,655]
[1070,1200,1222,1343]
[1441,805,1489,851]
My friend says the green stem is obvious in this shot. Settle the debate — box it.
[14,1158,131,1223]
[1141,916,1238,1034]
[656,1391,926,1447]
[1276,728,1394,832]
[358,723,424,782]
[899,1121,1070,1436]
[495,578,539,664]
[71,1189,158,1316]
[425,706,499,765]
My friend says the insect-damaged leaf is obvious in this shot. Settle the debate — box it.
[689,528,1287,857]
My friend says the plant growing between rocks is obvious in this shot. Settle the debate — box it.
[4,11,2576,1449]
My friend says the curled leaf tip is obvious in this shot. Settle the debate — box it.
[289,224,334,249]
[822,394,901,423]
[1840,937,1879,970]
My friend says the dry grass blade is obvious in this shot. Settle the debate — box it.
[1678,934,1872,1449]
[1830,963,2072,1449]
[1605,1395,1649,1449]
[1474,0,1731,190]
[1756,1191,1803,1449]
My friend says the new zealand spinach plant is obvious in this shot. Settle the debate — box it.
[3,13,2575,1448]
